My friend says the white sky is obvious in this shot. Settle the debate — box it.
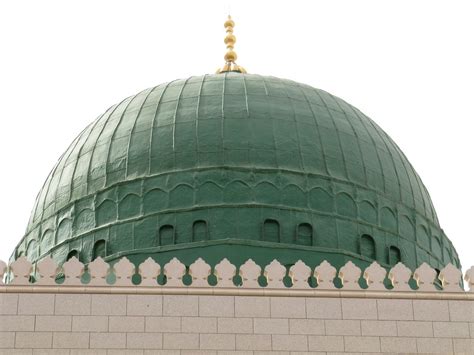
[0,0,473,271]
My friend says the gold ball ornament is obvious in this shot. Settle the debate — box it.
[224,34,236,46]
[224,18,235,28]
[224,50,237,62]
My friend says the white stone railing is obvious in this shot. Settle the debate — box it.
[1,256,473,292]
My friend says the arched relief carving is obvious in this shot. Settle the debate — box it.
[26,240,38,260]
[336,193,357,218]
[67,249,79,261]
[255,181,280,205]
[224,180,252,203]
[282,184,306,208]
[96,199,117,226]
[143,189,167,213]
[159,225,175,246]
[196,182,222,205]
[381,206,397,232]
[75,208,95,234]
[92,239,107,260]
[263,219,280,243]
[360,234,376,260]
[417,225,430,250]
[118,193,141,219]
[400,215,415,240]
[296,223,312,246]
[193,220,208,242]
[388,245,402,266]
[56,218,72,243]
[359,200,377,224]
[169,184,194,208]
[309,187,333,213]
[40,229,54,255]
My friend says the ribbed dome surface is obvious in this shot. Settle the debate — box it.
[13,73,459,270]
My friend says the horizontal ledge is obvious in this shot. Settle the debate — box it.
[1,285,472,300]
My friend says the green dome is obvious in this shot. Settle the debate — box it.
[13,73,460,271]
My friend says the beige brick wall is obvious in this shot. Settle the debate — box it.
[1,292,473,353]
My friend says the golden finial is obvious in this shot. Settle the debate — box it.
[216,15,247,74]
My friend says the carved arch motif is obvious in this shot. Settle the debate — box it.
[75,208,95,234]
[388,245,401,265]
[263,219,280,243]
[143,189,167,213]
[359,200,377,224]
[92,240,107,260]
[193,220,208,242]
[26,240,38,260]
[360,234,376,260]
[57,218,72,243]
[335,193,357,218]
[159,225,174,246]
[118,194,141,219]
[96,200,116,226]
[40,229,54,255]
[296,223,312,246]
[169,184,194,208]
[381,207,397,232]
[309,188,333,213]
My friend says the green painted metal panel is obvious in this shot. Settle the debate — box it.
[11,73,460,272]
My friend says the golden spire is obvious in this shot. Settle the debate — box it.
[216,15,247,74]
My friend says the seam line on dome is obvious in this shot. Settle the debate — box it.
[312,88,350,181]
[331,92,369,188]
[242,74,250,118]
[68,104,120,204]
[282,78,305,172]
[172,77,190,152]
[124,86,159,179]
[20,105,120,260]
[357,108,404,205]
[296,83,330,176]
[35,154,64,224]
[221,73,226,160]
[51,122,91,213]
[41,105,118,224]
[259,76,279,170]
[54,120,97,212]
[195,75,206,168]
[148,80,177,175]
[345,104,388,200]
[385,134,418,217]
[85,96,133,196]
[104,93,144,188]
[311,89,350,251]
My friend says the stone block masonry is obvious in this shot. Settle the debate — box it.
[1,291,473,353]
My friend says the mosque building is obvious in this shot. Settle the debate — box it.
[0,16,473,354]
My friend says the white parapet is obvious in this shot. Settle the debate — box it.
[0,255,471,292]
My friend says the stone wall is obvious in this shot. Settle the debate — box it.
[1,291,474,353]
[1,256,474,353]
